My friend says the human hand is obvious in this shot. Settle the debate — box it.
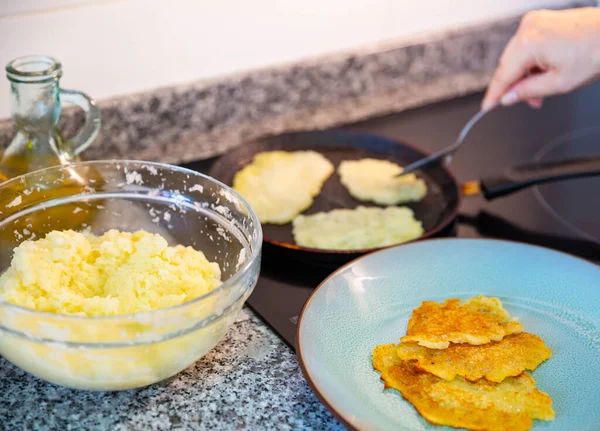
[482,7,600,111]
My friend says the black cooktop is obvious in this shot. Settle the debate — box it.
[183,83,600,348]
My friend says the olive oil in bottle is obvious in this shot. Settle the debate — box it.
[0,55,103,238]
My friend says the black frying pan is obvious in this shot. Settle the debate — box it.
[209,130,600,266]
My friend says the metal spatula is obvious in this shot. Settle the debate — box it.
[398,102,500,176]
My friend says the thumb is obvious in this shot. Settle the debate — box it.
[501,71,561,105]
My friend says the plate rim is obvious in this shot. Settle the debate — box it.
[295,237,600,431]
[208,129,461,256]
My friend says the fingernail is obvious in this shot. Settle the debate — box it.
[481,99,493,112]
[500,91,519,106]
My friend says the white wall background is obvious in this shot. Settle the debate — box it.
[0,0,578,119]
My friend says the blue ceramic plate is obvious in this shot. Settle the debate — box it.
[297,239,600,431]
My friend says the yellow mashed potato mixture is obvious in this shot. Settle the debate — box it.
[338,158,427,205]
[0,229,222,316]
[292,206,423,250]
[232,150,334,224]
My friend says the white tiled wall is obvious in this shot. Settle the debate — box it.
[0,0,579,119]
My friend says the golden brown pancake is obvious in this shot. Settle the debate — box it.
[397,332,552,383]
[373,344,554,431]
[400,296,524,349]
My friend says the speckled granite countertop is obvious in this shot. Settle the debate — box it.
[0,309,343,431]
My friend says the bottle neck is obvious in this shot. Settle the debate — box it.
[10,79,61,135]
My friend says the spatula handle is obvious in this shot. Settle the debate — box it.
[480,155,600,200]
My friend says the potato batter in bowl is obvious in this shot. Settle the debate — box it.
[0,229,222,316]
[0,160,262,391]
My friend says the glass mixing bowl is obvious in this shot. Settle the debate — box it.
[0,160,262,390]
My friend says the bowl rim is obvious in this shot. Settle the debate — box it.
[0,159,263,322]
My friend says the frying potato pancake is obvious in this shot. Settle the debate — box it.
[291,206,423,250]
[338,158,427,205]
[397,332,552,382]
[232,151,334,224]
[401,296,523,349]
[373,344,554,431]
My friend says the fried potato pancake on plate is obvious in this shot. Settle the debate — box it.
[232,150,334,224]
[373,344,554,431]
[400,296,524,349]
[397,332,552,382]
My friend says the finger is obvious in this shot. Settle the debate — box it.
[504,70,561,103]
[526,97,543,109]
[482,36,520,110]
[482,37,537,111]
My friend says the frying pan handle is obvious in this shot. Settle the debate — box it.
[480,155,600,200]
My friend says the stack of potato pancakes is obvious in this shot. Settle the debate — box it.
[372,296,554,431]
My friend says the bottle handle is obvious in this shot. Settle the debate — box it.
[60,88,102,156]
